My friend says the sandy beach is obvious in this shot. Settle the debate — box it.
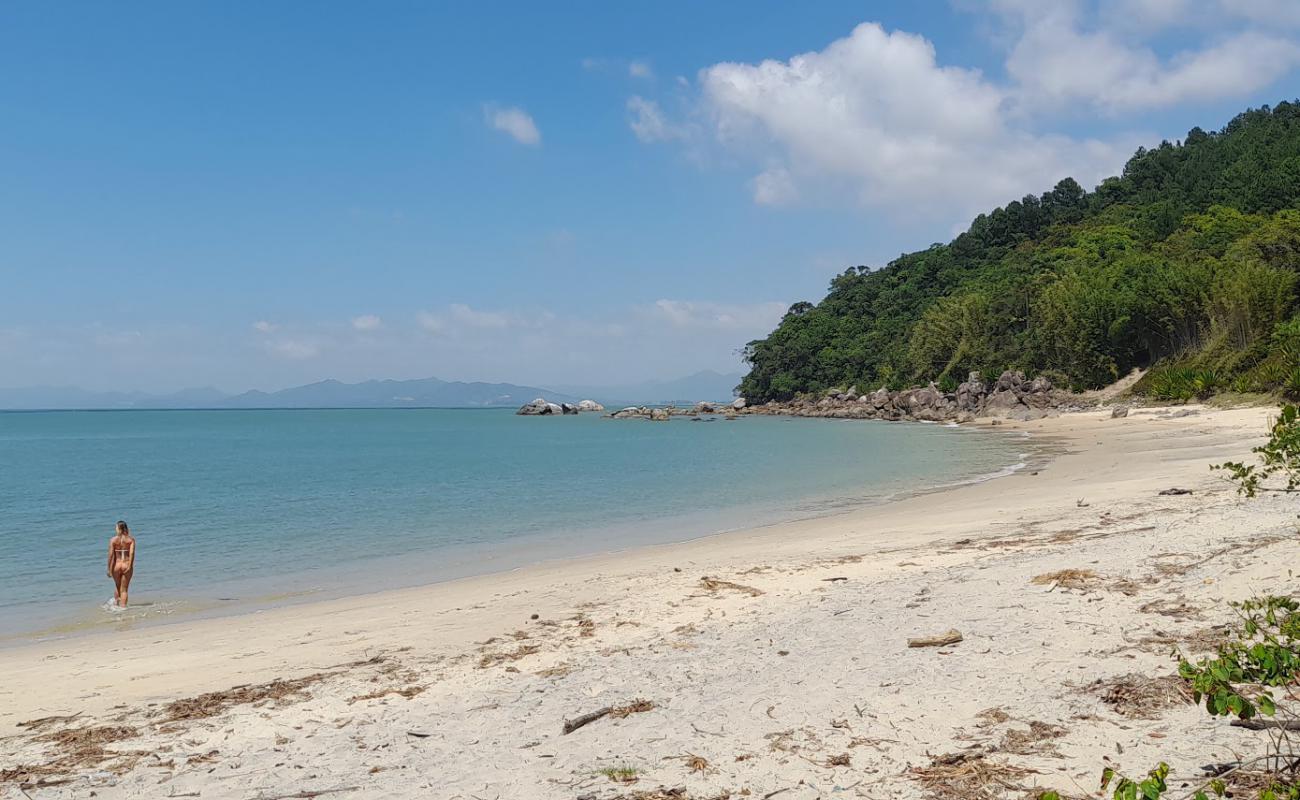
[1,405,1295,799]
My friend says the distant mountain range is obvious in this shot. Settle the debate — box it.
[0,371,742,410]
[0,378,578,410]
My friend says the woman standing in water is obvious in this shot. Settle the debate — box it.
[106,521,136,607]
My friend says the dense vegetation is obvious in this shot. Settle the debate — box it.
[739,102,1300,402]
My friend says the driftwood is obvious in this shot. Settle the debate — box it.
[1231,718,1300,731]
[908,629,963,648]
[563,706,613,734]
[1158,488,1194,496]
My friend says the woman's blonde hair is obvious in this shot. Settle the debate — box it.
[116,520,130,535]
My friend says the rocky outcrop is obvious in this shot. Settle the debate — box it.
[516,398,559,415]
[741,371,1083,423]
[517,397,606,415]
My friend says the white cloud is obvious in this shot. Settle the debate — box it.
[1000,4,1300,112]
[628,8,1300,217]
[628,60,654,79]
[252,320,278,334]
[693,22,1134,216]
[351,314,382,331]
[751,167,799,206]
[266,339,319,360]
[627,96,688,143]
[647,300,787,331]
[484,105,541,146]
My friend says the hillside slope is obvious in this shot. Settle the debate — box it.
[739,102,1300,402]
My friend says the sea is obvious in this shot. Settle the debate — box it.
[0,408,1028,642]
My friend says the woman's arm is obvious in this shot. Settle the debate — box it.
[107,541,114,576]
[127,540,136,570]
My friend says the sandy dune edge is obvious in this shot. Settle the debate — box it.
[1,406,1292,799]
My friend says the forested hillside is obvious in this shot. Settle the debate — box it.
[739,102,1300,403]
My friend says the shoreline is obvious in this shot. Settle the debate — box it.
[2,404,1291,798]
[0,416,1033,647]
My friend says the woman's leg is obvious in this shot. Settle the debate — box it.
[118,570,132,607]
[112,571,123,605]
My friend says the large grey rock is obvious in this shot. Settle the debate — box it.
[1111,405,1130,418]
[732,397,747,410]
[577,399,605,412]
[516,397,553,415]
[649,407,670,421]
[956,371,986,412]
[693,401,716,414]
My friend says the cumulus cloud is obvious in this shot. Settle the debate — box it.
[484,105,541,146]
[351,314,382,331]
[693,23,1134,215]
[252,320,278,333]
[629,8,1300,217]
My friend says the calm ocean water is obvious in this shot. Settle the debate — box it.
[0,409,1025,640]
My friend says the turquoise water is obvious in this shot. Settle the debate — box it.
[0,409,1025,640]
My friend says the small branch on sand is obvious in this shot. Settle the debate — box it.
[563,699,655,734]
[1230,718,1300,731]
[908,629,963,648]
[563,706,613,734]
[822,577,848,582]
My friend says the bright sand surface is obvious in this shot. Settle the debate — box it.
[1,405,1295,799]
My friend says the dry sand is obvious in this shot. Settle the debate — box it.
[1,405,1295,799]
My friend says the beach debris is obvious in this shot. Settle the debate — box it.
[262,787,360,800]
[824,752,852,767]
[1,724,144,786]
[346,685,424,704]
[1138,596,1203,619]
[563,699,656,734]
[1158,487,1194,495]
[1030,568,1100,591]
[684,753,709,773]
[821,576,848,582]
[162,673,328,721]
[909,750,1036,800]
[908,629,963,648]
[1111,405,1130,418]
[1230,718,1300,731]
[16,711,83,731]
[1085,673,1192,719]
[698,576,763,597]
[405,730,432,738]
[477,643,540,669]
[997,720,1067,755]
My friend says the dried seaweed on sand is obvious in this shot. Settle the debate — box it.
[1030,569,1100,590]
[162,673,328,721]
[346,685,424,704]
[998,721,1067,756]
[1,724,143,785]
[698,576,763,597]
[477,643,540,669]
[1086,673,1192,719]
[910,750,1036,800]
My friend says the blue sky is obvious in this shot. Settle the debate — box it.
[3,1,1299,392]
